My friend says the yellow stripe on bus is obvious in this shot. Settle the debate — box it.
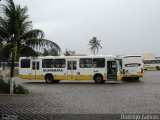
[18,75,122,81]
[18,75,44,80]
[122,73,144,78]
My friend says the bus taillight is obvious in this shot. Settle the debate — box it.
[141,68,143,73]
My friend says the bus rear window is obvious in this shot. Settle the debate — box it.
[125,63,141,67]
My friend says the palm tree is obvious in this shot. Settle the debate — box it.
[89,37,102,55]
[64,49,71,56]
[0,0,61,77]
[42,48,60,56]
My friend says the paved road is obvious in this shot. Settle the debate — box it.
[0,71,160,119]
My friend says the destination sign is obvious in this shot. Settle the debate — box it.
[43,69,63,72]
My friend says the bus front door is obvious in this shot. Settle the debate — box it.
[107,61,117,80]
[67,61,77,80]
[31,61,40,79]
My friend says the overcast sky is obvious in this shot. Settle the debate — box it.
[5,0,160,56]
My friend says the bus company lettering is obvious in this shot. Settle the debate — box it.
[43,69,63,72]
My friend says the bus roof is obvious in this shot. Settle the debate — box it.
[19,55,117,59]
[123,55,142,58]
[117,55,142,59]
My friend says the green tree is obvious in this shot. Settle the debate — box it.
[0,0,61,77]
[89,37,102,55]
[64,49,71,56]
[42,48,60,56]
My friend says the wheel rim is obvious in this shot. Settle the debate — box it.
[95,76,102,82]
[46,76,52,82]
[96,77,101,81]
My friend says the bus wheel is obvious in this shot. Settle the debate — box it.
[156,66,160,70]
[45,75,54,83]
[94,75,103,84]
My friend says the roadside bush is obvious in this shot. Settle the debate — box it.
[0,78,29,94]
[0,78,10,93]
[14,84,29,94]
[156,66,160,70]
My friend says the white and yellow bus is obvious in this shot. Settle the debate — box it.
[19,55,122,83]
[143,59,160,70]
[118,55,144,80]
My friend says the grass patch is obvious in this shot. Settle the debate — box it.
[0,78,29,94]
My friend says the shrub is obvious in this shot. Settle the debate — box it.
[14,84,29,94]
[0,78,10,93]
[0,78,29,94]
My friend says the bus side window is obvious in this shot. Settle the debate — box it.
[93,58,105,68]
[21,59,30,68]
[42,59,54,68]
[79,58,92,68]
[54,59,65,68]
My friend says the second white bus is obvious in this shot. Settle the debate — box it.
[118,55,144,80]
[19,55,122,83]
[143,59,160,70]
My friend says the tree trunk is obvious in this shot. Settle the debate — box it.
[10,51,15,94]
[10,52,15,77]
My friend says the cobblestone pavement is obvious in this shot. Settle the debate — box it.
[0,71,160,119]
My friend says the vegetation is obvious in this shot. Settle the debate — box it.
[89,37,102,55]
[0,78,10,93]
[0,78,29,94]
[41,48,60,56]
[64,49,71,56]
[14,84,29,94]
[0,0,61,77]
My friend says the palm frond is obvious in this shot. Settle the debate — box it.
[20,45,38,57]
[0,26,9,40]
[0,43,13,61]
[88,37,102,55]
[0,0,61,60]
[20,21,32,34]
[0,17,8,29]
[20,29,44,40]
[25,38,61,52]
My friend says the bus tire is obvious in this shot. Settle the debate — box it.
[156,66,160,70]
[45,74,54,83]
[94,75,104,84]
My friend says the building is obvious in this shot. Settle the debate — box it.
[141,54,155,60]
